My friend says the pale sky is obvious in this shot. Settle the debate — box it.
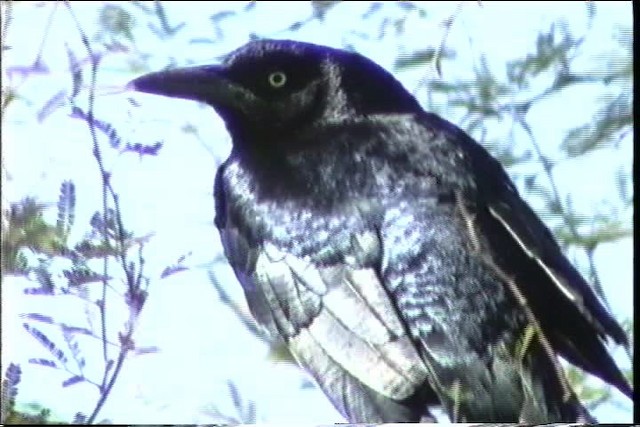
[2,1,632,424]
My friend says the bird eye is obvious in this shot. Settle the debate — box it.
[268,71,287,88]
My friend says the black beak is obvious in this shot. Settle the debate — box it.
[127,65,264,118]
[128,65,232,103]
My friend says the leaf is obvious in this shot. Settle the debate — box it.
[20,313,54,324]
[63,268,110,287]
[2,363,21,416]
[28,358,58,369]
[394,48,438,71]
[23,287,54,295]
[133,346,160,356]
[160,264,188,279]
[228,380,242,414]
[243,400,256,423]
[428,80,461,94]
[561,93,632,157]
[209,10,235,23]
[361,2,383,19]
[37,90,67,123]
[553,220,631,248]
[74,240,118,259]
[56,180,75,242]
[62,375,85,388]
[62,328,85,371]
[585,1,596,27]
[300,378,315,389]
[614,166,631,205]
[65,44,82,99]
[189,37,215,45]
[160,252,192,278]
[73,412,87,424]
[105,359,114,374]
[69,107,123,149]
[150,0,184,37]
[311,1,341,20]
[99,4,135,41]
[5,58,49,80]
[123,141,163,157]
[3,363,21,388]
[23,323,68,365]
[33,262,55,293]
[61,325,94,336]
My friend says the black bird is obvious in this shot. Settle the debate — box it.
[129,39,632,423]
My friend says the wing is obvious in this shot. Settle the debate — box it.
[420,112,632,399]
[214,163,438,423]
[378,193,591,422]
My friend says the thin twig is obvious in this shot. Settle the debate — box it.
[64,2,146,423]
[85,338,131,423]
[64,0,112,399]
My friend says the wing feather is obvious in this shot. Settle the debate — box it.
[420,111,631,398]
[252,238,429,399]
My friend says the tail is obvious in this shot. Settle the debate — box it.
[516,340,596,424]
[419,336,595,423]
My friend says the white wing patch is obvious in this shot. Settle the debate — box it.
[254,240,428,400]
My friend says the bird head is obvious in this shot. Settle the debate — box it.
[128,39,421,144]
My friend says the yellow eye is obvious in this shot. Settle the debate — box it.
[268,71,287,88]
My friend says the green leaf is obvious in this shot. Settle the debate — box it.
[394,48,438,70]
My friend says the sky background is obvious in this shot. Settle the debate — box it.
[2,1,633,424]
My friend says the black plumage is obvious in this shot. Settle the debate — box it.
[129,39,632,423]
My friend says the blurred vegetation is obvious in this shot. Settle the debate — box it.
[1,0,632,423]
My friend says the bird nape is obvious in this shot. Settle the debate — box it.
[129,39,632,423]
